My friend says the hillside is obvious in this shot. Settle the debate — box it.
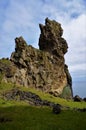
[0,82,86,130]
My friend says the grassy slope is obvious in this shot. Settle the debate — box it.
[0,82,86,130]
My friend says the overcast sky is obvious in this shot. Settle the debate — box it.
[0,0,86,96]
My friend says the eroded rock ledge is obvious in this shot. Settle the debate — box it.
[0,18,73,98]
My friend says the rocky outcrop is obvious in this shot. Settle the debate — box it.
[0,18,73,98]
[39,18,68,56]
[3,88,55,107]
[83,97,86,102]
[73,95,82,102]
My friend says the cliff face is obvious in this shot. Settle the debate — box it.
[0,18,73,98]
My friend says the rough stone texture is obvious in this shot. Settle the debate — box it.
[73,95,82,102]
[53,104,61,114]
[39,18,68,55]
[0,18,73,98]
[3,88,55,107]
[0,58,16,82]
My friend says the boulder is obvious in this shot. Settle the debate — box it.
[73,95,82,102]
[3,88,55,107]
[77,108,86,112]
[52,104,61,114]
[83,97,86,102]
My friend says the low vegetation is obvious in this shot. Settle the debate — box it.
[0,82,86,130]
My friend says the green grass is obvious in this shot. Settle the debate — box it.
[21,86,86,109]
[0,105,86,130]
[0,82,86,130]
[0,58,10,65]
[0,82,15,93]
[0,82,86,109]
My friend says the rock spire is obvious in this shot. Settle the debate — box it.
[0,18,73,98]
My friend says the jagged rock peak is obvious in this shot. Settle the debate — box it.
[39,17,63,37]
[15,36,27,51]
[0,18,73,99]
[39,18,68,56]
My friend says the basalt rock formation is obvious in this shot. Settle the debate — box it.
[0,18,73,98]
[3,88,55,107]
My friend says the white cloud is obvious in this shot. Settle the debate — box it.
[69,63,86,72]
[63,14,86,74]
[0,0,42,58]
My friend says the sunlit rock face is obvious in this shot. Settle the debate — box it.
[0,18,73,98]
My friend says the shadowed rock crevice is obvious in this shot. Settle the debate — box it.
[0,18,73,98]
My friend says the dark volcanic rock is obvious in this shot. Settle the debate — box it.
[0,18,73,98]
[73,95,82,102]
[52,104,61,114]
[83,97,86,102]
[39,18,68,55]
[77,108,86,112]
[0,117,12,123]
[4,89,55,107]
[0,58,16,78]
